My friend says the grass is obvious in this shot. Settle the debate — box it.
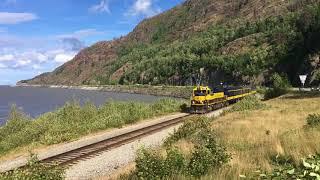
[0,98,186,157]
[205,92,320,179]
[117,92,320,179]
[0,154,64,180]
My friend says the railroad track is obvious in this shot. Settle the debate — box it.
[38,114,193,167]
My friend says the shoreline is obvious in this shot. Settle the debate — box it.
[16,84,192,99]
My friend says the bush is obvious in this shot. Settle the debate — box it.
[188,146,213,176]
[307,114,320,127]
[229,96,266,112]
[165,148,185,174]
[135,149,166,179]
[188,128,230,177]
[135,148,185,179]
[133,117,230,179]
[164,117,210,146]
[265,73,291,100]
[0,154,64,180]
[248,154,320,179]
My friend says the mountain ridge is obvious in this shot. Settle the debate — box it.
[21,0,320,86]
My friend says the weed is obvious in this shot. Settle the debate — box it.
[0,154,64,180]
[307,114,320,127]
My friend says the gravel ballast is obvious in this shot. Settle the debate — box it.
[65,108,227,180]
[65,124,181,180]
[0,113,187,173]
[0,108,227,179]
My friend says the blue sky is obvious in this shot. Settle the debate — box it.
[0,0,184,85]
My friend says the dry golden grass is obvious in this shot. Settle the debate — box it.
[205,93,320,179]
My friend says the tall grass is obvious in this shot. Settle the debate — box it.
[0,98,186,156]
[206,93,320,179]
[116,93,320,179]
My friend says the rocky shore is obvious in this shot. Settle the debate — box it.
[16,84,192,99]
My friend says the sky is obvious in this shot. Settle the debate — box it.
[0,0,184,85]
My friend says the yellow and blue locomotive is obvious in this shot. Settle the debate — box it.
[190,85,255,113]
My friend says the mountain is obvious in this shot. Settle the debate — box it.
[21,0,320,87]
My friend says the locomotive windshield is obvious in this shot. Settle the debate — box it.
[194,90,207,96]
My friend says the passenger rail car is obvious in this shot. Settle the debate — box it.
[190,86,255,114]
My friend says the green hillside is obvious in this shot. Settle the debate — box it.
[22,0,320,87]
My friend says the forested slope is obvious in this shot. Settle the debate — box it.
[22,0,320,87]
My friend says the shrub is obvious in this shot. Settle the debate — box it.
[248,154,320,179]
[307,114,320,127]
[265,73,291,100]
[135,148,185,179]
[0,105,30,138]
[133,117,230,179]
[188,146,213,176]
[164,117,210,146]
[135,148,166,179]
[165,148,186,174]
[188,128,230,177]
[0,154,64,180]
[229,95,266,112]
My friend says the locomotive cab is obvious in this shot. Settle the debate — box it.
[191,86,226,113]
[193,86,209,96]
[190,84,256,114]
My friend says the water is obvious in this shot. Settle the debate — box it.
[0,86,165,126]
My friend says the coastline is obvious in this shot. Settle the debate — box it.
[16,84,192,99]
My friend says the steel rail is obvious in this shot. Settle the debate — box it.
[39,114,193,166]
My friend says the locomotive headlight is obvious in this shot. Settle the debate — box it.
[191,100,195,104]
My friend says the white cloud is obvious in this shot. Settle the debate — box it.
[54,53,76,63]
[0,63,7,68]
[13,59,31,68]
[0,48,78,70]
[32,64,41,70]
[0,54,14,61]
[126,0,161,17]
[57,28,104,39]
[0,12,38,24]
[89,0,110,14]
[37,53,48,63]
[20,51,48,63]
[0,29,84,71]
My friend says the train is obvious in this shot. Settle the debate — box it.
[190,85,256,114]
